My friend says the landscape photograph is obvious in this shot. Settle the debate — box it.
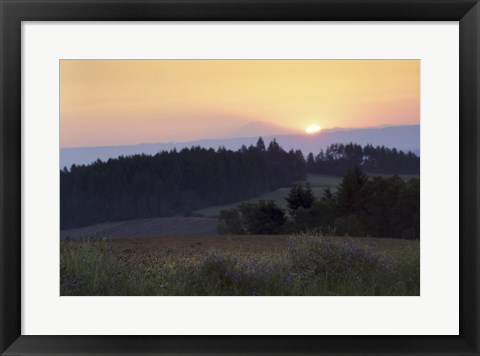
[60,59,420,296]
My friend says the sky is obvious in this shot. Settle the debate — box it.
[60,60,420,148]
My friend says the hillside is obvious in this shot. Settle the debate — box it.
[196,174,341,217]
[61,217,218,240]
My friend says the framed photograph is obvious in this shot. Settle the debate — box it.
[1,0,479,355]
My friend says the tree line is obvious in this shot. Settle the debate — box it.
[61,138,420,232]
[219,167,420,239]
[306,143,420,176]
[60,138,306,229]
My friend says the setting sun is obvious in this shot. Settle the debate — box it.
[305,125,321,134]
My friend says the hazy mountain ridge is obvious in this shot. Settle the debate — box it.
[61,125,420,169]
[227,120,301,138]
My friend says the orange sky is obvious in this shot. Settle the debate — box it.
[60,60,420,148]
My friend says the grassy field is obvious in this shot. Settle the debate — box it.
[196,173,418,217]
[61,233,420,296]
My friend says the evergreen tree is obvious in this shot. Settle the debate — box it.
[336,167,369,216]
[306,152,315,171]
[285,183,316,215]
[256,137,266,151]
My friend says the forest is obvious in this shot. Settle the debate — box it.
[218,167,420,239]
[60,138,420,231]
[60,138,306,229]
[307,143,420,176]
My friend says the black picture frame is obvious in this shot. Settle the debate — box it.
[1,0,479,355]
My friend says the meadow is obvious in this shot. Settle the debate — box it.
[60,233,420,296]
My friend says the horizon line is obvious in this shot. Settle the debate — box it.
[60,123,420,150]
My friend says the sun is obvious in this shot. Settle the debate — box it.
[305,124,321,134]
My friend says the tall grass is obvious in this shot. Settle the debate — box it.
[61,234,419,296]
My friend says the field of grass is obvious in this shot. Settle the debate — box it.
[61,233,420,296]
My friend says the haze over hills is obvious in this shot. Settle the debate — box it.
[60,124,420,169]
[227,121,301,138]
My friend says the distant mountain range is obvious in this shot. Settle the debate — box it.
[60,124,420,169]
[227,120,302,138]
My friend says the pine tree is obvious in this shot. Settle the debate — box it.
[285,183,316,215]
[256,137,266,151]
[336,166,368,215]
[307,152,315,171]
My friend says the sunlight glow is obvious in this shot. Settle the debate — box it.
[305,125,321,134]
[60,60,420,147]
